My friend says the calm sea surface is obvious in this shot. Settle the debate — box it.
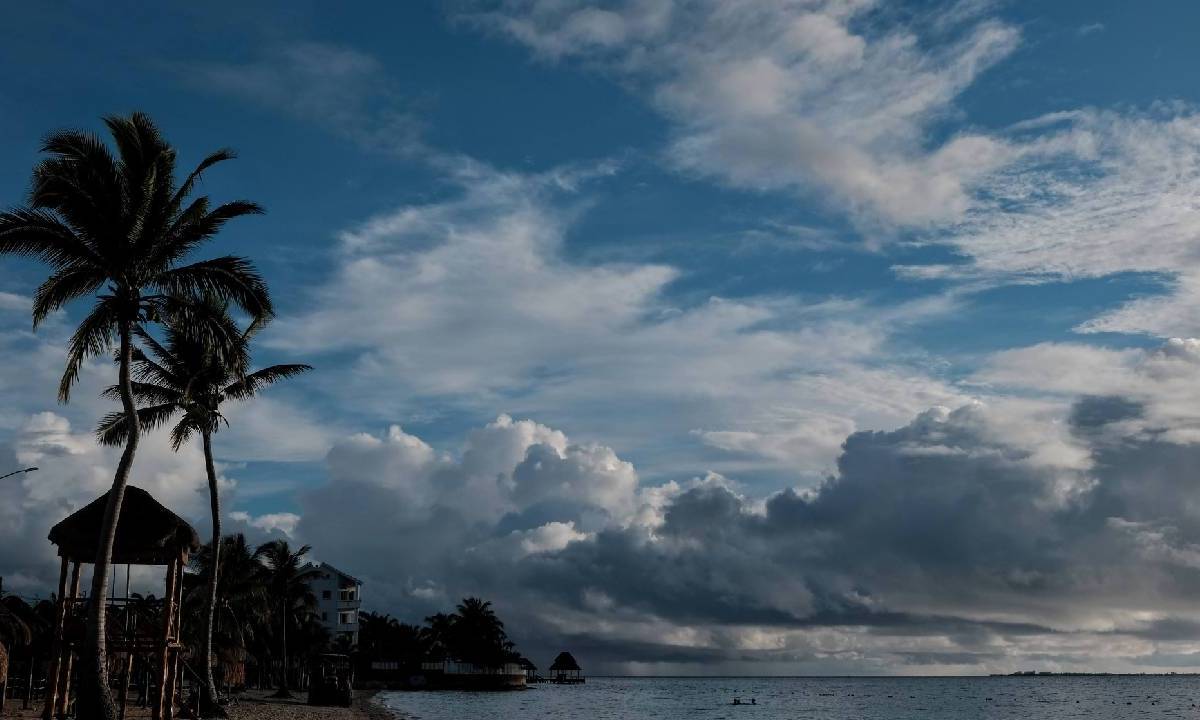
[379,676,1200,719]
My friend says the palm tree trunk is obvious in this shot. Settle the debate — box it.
[278,601,289,695]
[199,430,225,717]
[78,318,140,720]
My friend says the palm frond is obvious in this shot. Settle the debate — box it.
[169,419,196,451]
[59,298,117,402]
[0,209,102,270]
[100,381,178,406]
[170,149,236,212]
[151,200,265,271]
[95,402,180,446]
[152,256,274,321]
[32,265,107,327]
[33,129,121,243]
[223,364,312,400]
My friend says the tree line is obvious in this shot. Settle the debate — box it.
[357,597,528,673]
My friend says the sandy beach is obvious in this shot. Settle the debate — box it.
[1,690,397,720]
[228,689,396,720]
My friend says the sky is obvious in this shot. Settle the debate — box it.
[4,0,1200,675]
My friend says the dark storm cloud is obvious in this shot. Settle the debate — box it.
[295,374,1200,672]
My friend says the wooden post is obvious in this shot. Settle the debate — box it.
[163,556,184,720]
[118,651,134,720]
[24,652,35,709]
[41,557,69,720]
[54,563,80,720]
[153,558,178,720]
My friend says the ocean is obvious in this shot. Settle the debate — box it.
[378,675,1200,719]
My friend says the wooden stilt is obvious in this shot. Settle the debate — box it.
[41,557,69,720]
[163,557,184,720]
[153,559,179,720]
[55,563,81,720]
[119,651,134,720]
[24,652,35,709]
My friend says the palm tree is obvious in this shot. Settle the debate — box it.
[453,598,509,665]
[96,300,309,715]
[182,535,269,704]
[0,113,272,719]
[253,541,320,697]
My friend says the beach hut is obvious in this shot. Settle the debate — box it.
[45,486,200,720]
[549,651,584,684]
[0,593,49,714]
[0,597,32,717]
[519,658,540,683]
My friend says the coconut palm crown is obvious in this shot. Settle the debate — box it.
[95,301,310,449]
[0,112,273,401]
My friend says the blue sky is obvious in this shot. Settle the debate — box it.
[7,1,1200,674]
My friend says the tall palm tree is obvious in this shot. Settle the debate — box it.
[0,113,272,719]
[183,535,269,700]
[96,300,309,715]
[253,541,320,697]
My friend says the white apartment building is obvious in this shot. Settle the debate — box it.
[307,562,363,647]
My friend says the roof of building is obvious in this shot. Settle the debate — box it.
[309,561,364,586]
[550,651,581,671]
[47,485,200,565]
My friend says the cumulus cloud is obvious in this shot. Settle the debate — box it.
[283,338,1200,674]
[228,510,301,537]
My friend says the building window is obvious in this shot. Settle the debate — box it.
[322,590,331,599]
[339,587,357,601]
[338,610,356,625]
[322,612,328,621]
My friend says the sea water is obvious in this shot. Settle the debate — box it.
[378,675,1200,719]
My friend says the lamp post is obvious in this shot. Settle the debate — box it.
[0,466,37,481]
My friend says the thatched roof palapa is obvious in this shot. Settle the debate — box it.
[48,485,200,565]
[550,651,581,672]
[0,603,32,647]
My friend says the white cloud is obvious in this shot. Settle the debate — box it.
[187,42,421,154]
[465,4,1200,339]
[977,338,1200,445]
[465,0,1020,227]
[268,159,966,482]
[0,291,28,312]
[228,510,301,537]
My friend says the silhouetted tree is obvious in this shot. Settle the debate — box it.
[253,541,320,697]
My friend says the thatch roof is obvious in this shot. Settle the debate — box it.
[549,651,581,671]
[48,486,200,565]
[0,603,31,647]
[1,596,46,636]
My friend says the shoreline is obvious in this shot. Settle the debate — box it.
[225,688,404,720]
